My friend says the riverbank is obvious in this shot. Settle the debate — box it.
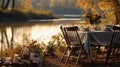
[0,10,58,22]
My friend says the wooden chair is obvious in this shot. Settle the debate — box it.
[94,26,120,63]
[105,26,120,63]
[60,26,87,66]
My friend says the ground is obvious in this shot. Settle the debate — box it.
[1,55,120,67]
[41,56,120,67]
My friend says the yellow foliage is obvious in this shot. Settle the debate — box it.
[98,2,113,11]
[76,0,116,24]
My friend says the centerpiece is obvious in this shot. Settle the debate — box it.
[84,12,101,25]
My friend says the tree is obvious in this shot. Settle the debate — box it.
[4,0,10,9]
[111,0,120,24]
[1,0,15,10]
[76,0,116,24]
[12,0,15,9]
[1,0,5,8]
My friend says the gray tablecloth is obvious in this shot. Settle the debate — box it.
[79,31,113,59]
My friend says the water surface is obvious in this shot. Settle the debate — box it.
[0,15,84,48]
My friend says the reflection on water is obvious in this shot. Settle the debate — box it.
[0,18,84,49]
[54,14,82,18]
[29,18,83,22]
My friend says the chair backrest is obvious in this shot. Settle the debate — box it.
[110,26,120,47]
[60,26,83,47]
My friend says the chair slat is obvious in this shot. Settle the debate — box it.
[93,26,120,63]
[60,26,87,66]
[105,26,120,63]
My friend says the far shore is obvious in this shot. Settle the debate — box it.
[0,10,58,22]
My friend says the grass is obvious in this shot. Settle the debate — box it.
[0,9,58,22]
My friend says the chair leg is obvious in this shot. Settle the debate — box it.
[94,46,101,62]
[65,49,73,65]
[112,48,116,55]
[60,51,67,63]
[75,48,82,67]
[101,47,106,59]
[106,47,112,64]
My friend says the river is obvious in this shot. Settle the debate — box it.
[0,14,85,48]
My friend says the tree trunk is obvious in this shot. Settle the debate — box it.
[111,0,120,24]
[4,0,10,9]
[12,0,15,9]
[1,0,5,8]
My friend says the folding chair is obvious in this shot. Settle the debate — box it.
[60,26,87,66]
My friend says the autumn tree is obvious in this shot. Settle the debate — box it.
[76,0,116,24]
[111,0,120,24]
